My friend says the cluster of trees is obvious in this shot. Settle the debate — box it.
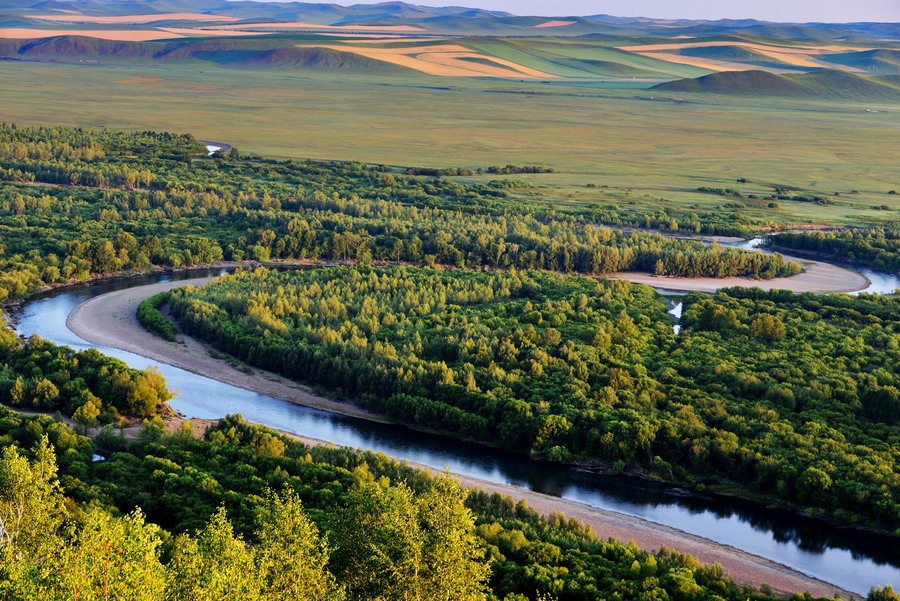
[167,267,900,530]
[671,288,899,525]
[404,164,553,177]
[653,243,801,279]
[766,229,900,272]
[0,328,170,422]
[169,267,669,460]
[137,291,179,342]
[0,407,864,600]
[0,432,482,600]
[0,124,799,303]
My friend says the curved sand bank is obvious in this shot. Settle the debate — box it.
[66,277,860,600]
[67,278,382,422]
[610,253,868,294]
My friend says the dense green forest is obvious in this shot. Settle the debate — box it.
[0,405,870,601]
[0,328,170,421]
[0,124,799,304]
[167,267,900,531]
[765,229,900,272]
[0,123,897,598]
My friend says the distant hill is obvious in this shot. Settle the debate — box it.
[651,69,900,100]
[11,35,160,58]
[0,34,410,71]
[234,46,408,71]
[1,0,897,81]
[3,0,898,40]
[821,49,900,75]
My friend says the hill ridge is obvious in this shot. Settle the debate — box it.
[651,68,900,99]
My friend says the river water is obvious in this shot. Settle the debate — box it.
[728,237,900,295]
[12,270,899,596]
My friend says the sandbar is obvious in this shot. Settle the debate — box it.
[609,253,868,294]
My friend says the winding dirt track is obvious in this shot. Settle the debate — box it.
[66,276,861,600]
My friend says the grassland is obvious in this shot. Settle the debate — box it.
[0,39,897,228]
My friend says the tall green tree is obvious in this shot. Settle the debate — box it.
[417,475,490,601]
[166,507,262,601]
[54,508,166,601]
[254,487,343,601]
[0,439,67,601]
[329,480,423,601]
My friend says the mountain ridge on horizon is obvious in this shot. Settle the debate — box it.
[2,0,899,87]
[6,0,899,27]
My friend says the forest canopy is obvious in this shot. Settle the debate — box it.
[0,407,859,601]
[168,267,900,531]
[0,123,800,304]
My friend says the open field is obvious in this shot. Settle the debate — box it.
[206,22,426,33]
[633,52,795,73]
[2,60,896,228]
[533,20,577,28]
[310,42,557,77]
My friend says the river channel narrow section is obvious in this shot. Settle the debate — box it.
[12,271,900,596]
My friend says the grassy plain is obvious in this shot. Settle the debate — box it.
[1,56,897,228]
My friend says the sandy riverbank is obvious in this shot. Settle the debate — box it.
[64,277,861,599]
[609,253,868,294]
[67,278,382,422]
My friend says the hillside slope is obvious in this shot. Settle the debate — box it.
[652,69,900,99]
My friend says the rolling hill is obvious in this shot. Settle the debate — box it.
[821,49,900,75]
[0,0,897,85]
[651,69,900,99]
[0,0,897,40]
[0,35,413,71]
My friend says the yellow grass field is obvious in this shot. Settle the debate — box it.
[621,41,870,73]
[207,22,426,33]
[36,13,239,24]
[621,41,865,53]
[0,27,184,41]
[533,21,576,28]
[157,27,273,37]
[635,52,789,73]
[749,48,849,70]
[311,43,557,77]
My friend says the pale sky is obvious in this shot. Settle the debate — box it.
[333,0,900,23]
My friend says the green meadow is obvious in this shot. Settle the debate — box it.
[1,51,897,228]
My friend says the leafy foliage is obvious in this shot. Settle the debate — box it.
[170,268,900,529]
[766,229,900,273]
[0,409,853,600]
[0,331,171,420]
[137,292,178,342]
[0,124,798,303]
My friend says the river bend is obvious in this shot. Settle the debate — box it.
[12,269,900,597]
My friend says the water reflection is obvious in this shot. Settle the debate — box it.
[11,271,899,595]
[667,299,683,335]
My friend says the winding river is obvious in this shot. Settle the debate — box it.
[11,267,900,597]
[729,237,900,296]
